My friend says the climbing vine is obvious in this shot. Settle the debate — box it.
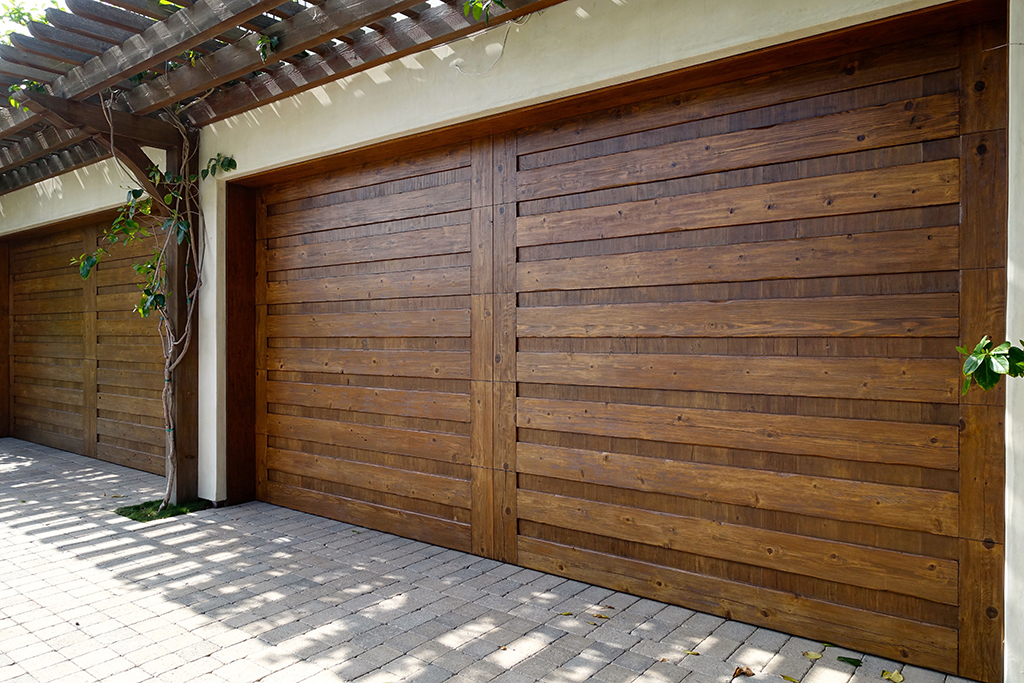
[71,110,235,511]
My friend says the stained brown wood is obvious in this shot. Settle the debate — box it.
[517,352,958,403]
[6,218,163,474]
[516,160,959,248]
[516,443,957,536]
[516,295,959,339]
[518,489,955,604]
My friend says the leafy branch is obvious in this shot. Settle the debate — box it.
[7,80,45,111]
[957,335,1024,393]
[463,0,506,23]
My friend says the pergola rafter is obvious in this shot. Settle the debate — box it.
[0,0,566,197]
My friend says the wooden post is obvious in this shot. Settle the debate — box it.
[0,241,10,438]
[957,20,1007,683]
[165,132,199,504]
[225,183,258,505]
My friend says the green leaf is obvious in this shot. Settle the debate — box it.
[956,345,969,355]
[974,361,1001,391]
[472,4,482,20]
[989,354,1010,375]
[78,254,97,279]
[962,376,972,396]
[973,335,992,353]
[992,341,1012,355]
[201,169,209,180]
[781,676,800,683]
[836,657,862,668]
[802,652,822,661]
[963,353,983,376]
[463,1,471,16]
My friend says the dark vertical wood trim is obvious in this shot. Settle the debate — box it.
[81,223,97,458]
[166,137,199,503]
[960,21,1008,135]
[961,130,1008,271]
[958,17,1007,682]
[960,404,1005,543]
[0,241,10,438]
[492,131,517,563]
[225,183,258,505]
[959,538,1005,683]
[254,193,269,502]
[471,137,497,558]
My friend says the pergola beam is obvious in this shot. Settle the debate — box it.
[121,0,426,115]
[20,91,181,148]
[187,0,562,125]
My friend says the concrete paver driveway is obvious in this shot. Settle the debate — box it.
[0,439,971,683]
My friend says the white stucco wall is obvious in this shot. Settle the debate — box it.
[1006,2,1024,681]
[0,150,167,235]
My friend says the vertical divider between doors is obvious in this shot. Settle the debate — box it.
[492,132,518,564]
[471,136,497,558]
[82,223,98,458]
[254,194,269,502]
[0,240,10,438]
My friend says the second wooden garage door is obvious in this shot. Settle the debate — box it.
[8,220,167,474]
[254,14,1005,681]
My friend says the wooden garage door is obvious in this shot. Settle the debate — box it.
[257,144,484,552]
[254,15,1005,681]
[8,221,166,474]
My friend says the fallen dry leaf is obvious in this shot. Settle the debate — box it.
[592,614,610,619]
[558,612,572,616]
[881,671,904,683]
[684,650,700,656]
[803,652,823,661]
[733,666,755,679]
[781,676,800,683]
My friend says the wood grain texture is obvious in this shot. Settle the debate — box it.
[6,219,163,473]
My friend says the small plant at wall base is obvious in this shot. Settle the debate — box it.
[73,141,236,511]
[958,336,1024,394]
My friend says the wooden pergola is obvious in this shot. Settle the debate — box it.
[0,0,563,195]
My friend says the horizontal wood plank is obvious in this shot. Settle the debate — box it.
[517,352,959,403]
[267,347,470,379]
[517,443,958,535]
[267,224,471,272]
[265,413,470,465]
[266,309,470,339]
[517,160,959,247]
[518,226,959,292]
[266,266,471,304]
[516,295,958,338]
[265,481,471,552]
[517,397,959,471]
[518,489,956,604]
[267,448,472,508]
[267,381,471,422]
